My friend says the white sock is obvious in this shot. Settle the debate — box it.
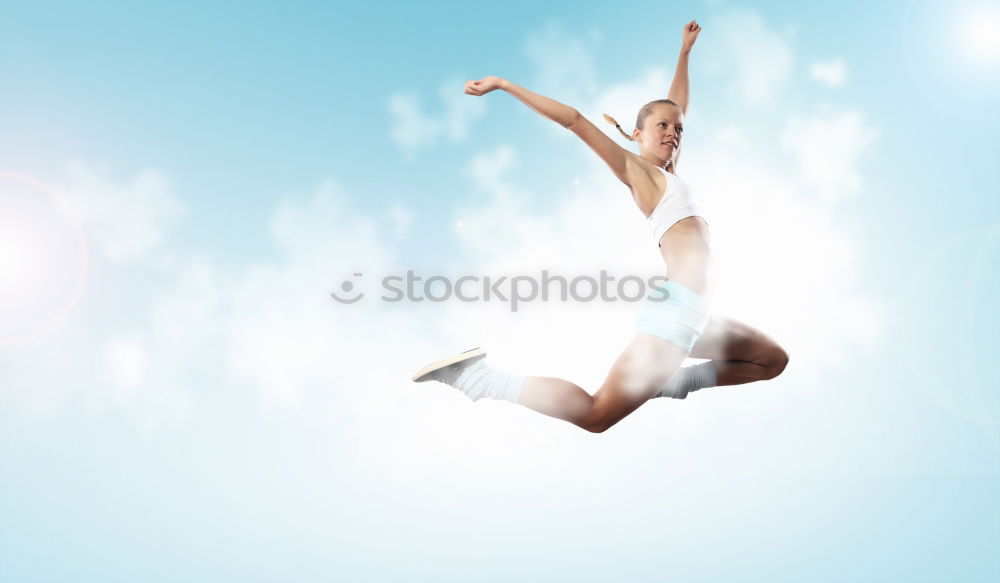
[448,359,525,403]
[655,361,718,399]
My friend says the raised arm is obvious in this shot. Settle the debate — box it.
[465,76,631,184]
[666,20,702,115]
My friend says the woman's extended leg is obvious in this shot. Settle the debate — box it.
[687,314,790,385]
[516,333,691,433]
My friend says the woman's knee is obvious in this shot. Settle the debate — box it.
[765,345,790,379]
[744,326,789,380]
[579,404,613,433]
[579,397,633,433]
[583,416,621,434]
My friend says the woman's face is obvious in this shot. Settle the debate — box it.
[636,104,684,165]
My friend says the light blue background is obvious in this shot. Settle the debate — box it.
[1,0,998,581]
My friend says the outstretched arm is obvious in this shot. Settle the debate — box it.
[465,76,631,184]
[667,20,702,115]
[465,76,578,127]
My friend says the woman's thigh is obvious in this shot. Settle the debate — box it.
[688,314,778,363]
[585,333,691,432]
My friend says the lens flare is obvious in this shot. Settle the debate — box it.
[958,3,1000,63]
[0,172,89,346]
[902,0,1000,122]
[901,224,1000,427]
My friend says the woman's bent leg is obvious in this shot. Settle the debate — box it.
[515,333,691,433]
[585,333,691,432]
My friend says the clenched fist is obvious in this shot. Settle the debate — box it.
[681,20,702,52]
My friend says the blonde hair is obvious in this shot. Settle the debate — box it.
[603,99,683,173]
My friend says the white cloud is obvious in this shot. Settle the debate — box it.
[222,179,398,414]
[387,91,440,151]
[523,21,601,109]
[387,76,487,152]
[438,78,488,141]
[1,169,464,437]
[810,58,848,87]
[87,257,226,432]
[700,9,795,105]
[105,336,146,389]
[386,202,414,238]
[61,160,187,262]
[779,105,879,203]
[0,163,190,427]
[683,123,883,363]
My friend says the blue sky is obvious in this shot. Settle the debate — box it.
[2,0,999,581]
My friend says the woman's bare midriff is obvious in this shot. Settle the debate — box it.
[657,216,711,296]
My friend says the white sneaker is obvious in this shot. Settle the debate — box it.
[411,347,487,384]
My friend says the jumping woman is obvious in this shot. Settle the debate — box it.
[411,20,789,433]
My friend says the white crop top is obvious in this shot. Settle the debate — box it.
[648,166,707,247]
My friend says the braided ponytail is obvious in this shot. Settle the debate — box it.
[602,113,635,141]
